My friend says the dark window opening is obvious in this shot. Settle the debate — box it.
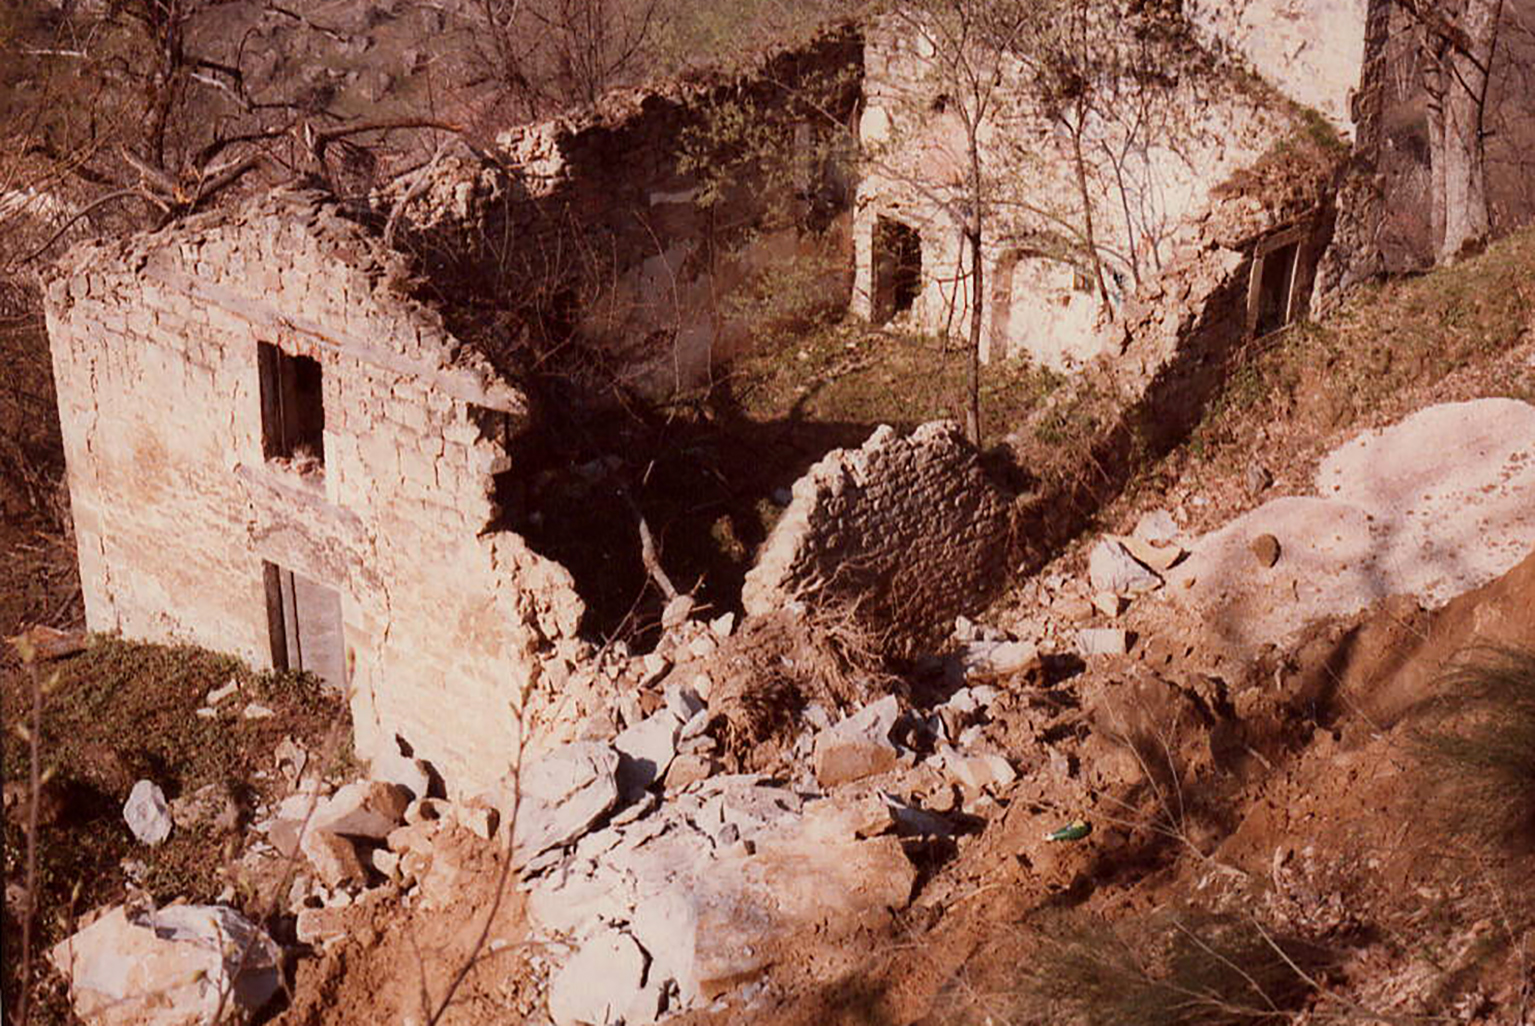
[1255,241,1299,336]
[872,217,922,324]
[258,342,325,468]
[263,562,346,693]
[1072,266,1094,293]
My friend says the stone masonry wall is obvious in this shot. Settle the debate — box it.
[42,188,584,798]
[379,25,862,396]
[742,422,1012,651]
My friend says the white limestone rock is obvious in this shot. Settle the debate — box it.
[513,741,621,865]
[614,710,682,801]
[547,927,656,1026]
[812,696,901,788]
[123,780,171,846]
[1088,537,1162,595]
[311,780,410,840]
[1078,627,1130,657]
[50,904,280,1026]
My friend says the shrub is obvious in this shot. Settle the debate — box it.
[1004,907,1329,1026]
[1410,646,1535,846]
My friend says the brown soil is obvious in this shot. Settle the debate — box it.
[278,825,535,1026]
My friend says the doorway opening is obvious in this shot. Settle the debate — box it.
[1252,240,1300,337]
[872,217,922,324]
[263,562,346,693]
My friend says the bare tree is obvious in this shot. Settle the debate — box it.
[3,0,462,268]
[471,0,666,121]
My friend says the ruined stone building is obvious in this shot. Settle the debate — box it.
[41,9,1411,796]
[850,10,1343,370]
[43,192,589,798]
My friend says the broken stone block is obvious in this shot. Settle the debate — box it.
[404,796,450,825]
[50,904,280,1026]
[813,736,898,788]
[945,752,1017,793]
[301,829,366,889]
[371,747,432,800]
[454,802,499,840]
[513,741,620,865]
[884,796,954,836]
[1119,534,1183,572]
[123,780,172,846]
[1093,592,1125,617]
[959,639,1040,679]
[1053,595,1095,622]
[1088,538,1162,595]
[665,682,706,722]
[266,818,303,859]
[614,710,681,801]
[312,780,411,839]
[547,927,653,1026]
[631,836,915,1004]
[664,753,718,791]
[1078,627,1131,657]
[296,905,350,949]
[1133,509,1179,543]
[639,652,671,686]
[801,791,895,842]
[371,847,401,880]
[812,695,902,788]
[274,736,309,783]
[206,680,240,706]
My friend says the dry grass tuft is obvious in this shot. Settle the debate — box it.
[998,907,1330,1026]
[706,608,897,770]
[1410,646,1535,847]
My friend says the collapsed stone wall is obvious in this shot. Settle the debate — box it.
[379,25,862,395]
[42,188,584,798]
[742,422,1013,651]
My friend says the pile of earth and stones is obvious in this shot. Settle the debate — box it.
[48,590,1094,1026]
[44,399,1535,1026]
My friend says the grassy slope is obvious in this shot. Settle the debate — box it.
[1,639,347,1024]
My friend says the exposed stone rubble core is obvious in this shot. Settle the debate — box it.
[744,422,1013,649]
[41,188,584,797]
[1166,399,1535,649]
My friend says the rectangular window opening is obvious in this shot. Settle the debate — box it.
[263,561,346,693]
[872,216,922,325]
[1254,241,1300,337]
[259,342,326,471]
